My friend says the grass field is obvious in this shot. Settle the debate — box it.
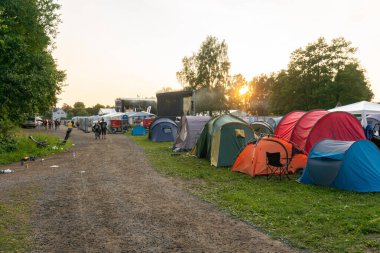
[0,131,72,252]
[0,131,72,165]
[0,184,42,252]
[129,134,380,253]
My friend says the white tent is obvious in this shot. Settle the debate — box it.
[98,108,116,116]
[329,101,380,127]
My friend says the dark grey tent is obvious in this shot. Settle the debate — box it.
[149,118,178,142]
[174,116,210,151]
[266,117,282,129]
[251,121,274,136]
[367,114,380,132]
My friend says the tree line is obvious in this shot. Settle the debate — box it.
[177,36,374,115]
[61,102,113,118]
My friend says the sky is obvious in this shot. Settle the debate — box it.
[54,0,380,108]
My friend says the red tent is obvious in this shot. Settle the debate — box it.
[275,110,366,154]
[303,111,365,153]
[274,111,305,142]
[290,110,329,152]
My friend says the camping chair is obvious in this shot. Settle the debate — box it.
[266,152,290,180]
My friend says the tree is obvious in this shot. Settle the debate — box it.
[0,0,65,123]
[327,63,373,107]
[86,103,105,116]
[248,74,275,115]
[269,37,373,113]
[226,74,247,110]
[194,87,228,114]
[62,103,72,112]
[158,87,173,93]
[177,36,231,114]
[0,0,64,150]
[71,102,88,116]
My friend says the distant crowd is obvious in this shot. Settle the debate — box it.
[41,119,61,131]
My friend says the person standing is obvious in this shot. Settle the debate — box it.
[92,121,101,140]
[54,119,59,131]
[100,118,107,139]
[63,120,73,143]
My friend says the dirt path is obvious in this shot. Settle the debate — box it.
[1,127,299,252]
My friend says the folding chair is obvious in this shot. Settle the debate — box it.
[266,152,290,180]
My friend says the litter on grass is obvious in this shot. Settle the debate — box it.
[0,169,14,174]
[50,165,59,168]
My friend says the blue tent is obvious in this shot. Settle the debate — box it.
[131,125,146,136]
[299,139,380,192]
[149,118,178,142]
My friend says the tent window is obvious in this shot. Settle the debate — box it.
[235,129,245,138]
[163,127,172,134]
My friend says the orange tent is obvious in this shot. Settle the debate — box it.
[231,137,307,176]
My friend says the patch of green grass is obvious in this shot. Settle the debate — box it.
[128,133,380,253]
[0,184,42,252]
[0,132,72,164]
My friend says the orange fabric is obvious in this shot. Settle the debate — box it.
[232,137,306,176]
[231,143,256,176]
[288,154,307,173]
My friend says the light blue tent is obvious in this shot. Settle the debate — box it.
[131,125,146,136]
[149,118,178,142]
[299,139,380,192]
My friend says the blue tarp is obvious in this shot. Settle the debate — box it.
[131,125,146,136]
[299,139,380,192]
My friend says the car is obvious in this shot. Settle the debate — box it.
[22,118,36,128]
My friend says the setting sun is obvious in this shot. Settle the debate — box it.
[239,86,249,96]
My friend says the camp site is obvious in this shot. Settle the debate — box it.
[1,1,380,252]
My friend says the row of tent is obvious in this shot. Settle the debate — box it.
[137,108,380,192]
[142,114,257,167]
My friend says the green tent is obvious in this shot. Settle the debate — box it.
[192,114,256,167]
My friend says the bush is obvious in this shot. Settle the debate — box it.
[0,118,17,153]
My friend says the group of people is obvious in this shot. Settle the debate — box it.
[43,119,61,130]
[92,118,108,140]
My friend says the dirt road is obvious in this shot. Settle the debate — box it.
[1,128,298,252]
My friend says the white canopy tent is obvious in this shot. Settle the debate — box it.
[329,101,380,127]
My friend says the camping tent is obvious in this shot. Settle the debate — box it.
[251,121,274,136]
[266,117,282,129]
[299,139,380,192]
[131,125,146,136]
[275,110,365,153]
[329,101,380,127]
[231,137,307,176]
[274,111,306,141]
[290,110,329,150]
[98,108,116,116]
[173,116,210,151]
[149,118,178,142]
[297,111,365,153]
[366,114,380,134]
[192,114,256,167]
